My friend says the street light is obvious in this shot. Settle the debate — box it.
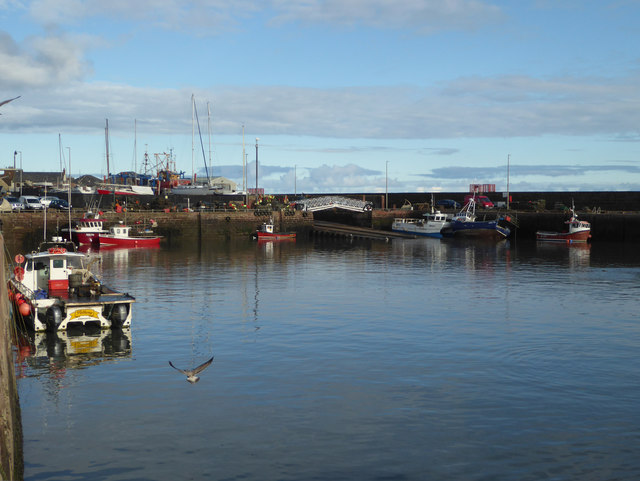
[17,151,23,195]
[385,161,389,210]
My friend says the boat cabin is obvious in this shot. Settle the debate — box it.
[20,243,95,294]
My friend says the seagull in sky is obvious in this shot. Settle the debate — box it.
[0,96,20,113]
[169,356,214,384]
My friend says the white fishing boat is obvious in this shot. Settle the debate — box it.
[9,238,135,332]
[391,210,451,238]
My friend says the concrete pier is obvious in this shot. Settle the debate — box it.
[0,234,23,481]
[2,205,640,253]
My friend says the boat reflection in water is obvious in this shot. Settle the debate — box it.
[14,327,132,379]
[536,241,591,269]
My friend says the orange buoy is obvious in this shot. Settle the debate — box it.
[19,302,31,316]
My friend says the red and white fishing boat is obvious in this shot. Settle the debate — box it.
[255,219,296,240]
[98,221,162,248]
[62,211,107,245]
[536,206,591,243]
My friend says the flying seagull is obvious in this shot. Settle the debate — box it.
[0,96,20,113]
[169,356,214,384]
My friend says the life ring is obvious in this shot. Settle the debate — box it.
[225,216,231,222]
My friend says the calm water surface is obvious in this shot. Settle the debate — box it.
[15,237,640,480]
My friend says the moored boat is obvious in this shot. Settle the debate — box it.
[441,197,510,239]
[536,206,591,243]
[8,238,135,332]
[255,219,296,240]
[97,183,155,196]
[62,210,107,245]
[98,221,162,248]
[391,210,451,238]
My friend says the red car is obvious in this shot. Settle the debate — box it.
[464,194,494,209]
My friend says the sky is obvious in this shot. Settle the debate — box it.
[1,0,639,194]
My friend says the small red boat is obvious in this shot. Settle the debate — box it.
[536,206,591,243]
[99,222,162,248]
[62,211,107,245]
[255,220,296,240]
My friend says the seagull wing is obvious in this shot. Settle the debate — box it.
[169,361,189,375]
[0,96,20,108]
[192,356,214,375]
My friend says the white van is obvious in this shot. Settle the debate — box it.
[19,195,44,210]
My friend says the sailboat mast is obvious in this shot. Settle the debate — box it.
[105,119,110,180]
[134,119,137,174]
[242,124,245,193]
[67,147,72,232]
[191,94,195,184]
[207,102,212,176]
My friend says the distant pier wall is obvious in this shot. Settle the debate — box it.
[2,204,640,252]
[0,234,23,481]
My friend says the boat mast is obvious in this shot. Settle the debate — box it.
[506,154,510,210]
[134,119,137,174]
[242,124,247,194]
[191,94,195,184]
[207,102,212,177]
[105,119,110,179]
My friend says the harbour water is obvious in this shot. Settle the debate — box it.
[15,237,640,480]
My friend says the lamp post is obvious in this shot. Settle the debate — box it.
[18,151,23,196]
[255,138,259,205]
[294,165,297,197]
[385,161,389,210]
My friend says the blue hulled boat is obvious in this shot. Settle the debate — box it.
[441,197,510,240]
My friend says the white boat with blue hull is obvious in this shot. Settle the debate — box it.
[441,197,511,240]
[9,238,135,332]
[391,210,451,238]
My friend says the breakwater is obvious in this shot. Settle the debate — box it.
[0,234,23,481]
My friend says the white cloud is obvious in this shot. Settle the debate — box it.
[269,0,503,32]
[0,31,93,89]
[3,73,640,141]
[22,0,502,34]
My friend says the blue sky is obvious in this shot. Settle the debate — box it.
[1,0,639,194]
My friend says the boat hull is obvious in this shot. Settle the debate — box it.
[536,230,591,243]
[391,219,448,238]
[443,220,510,239]
[256,232,296,240]
[98,235,162,247]
[391,227,443,238]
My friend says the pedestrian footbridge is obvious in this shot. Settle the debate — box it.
[294,196,373,213]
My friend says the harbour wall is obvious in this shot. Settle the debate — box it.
[0,234,23,481]
[2,207,640,252]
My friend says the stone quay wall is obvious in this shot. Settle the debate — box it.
[0,234,23,481]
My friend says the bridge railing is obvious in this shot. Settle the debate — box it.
[294,196,373,213]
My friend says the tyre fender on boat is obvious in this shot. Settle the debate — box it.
[46,306,63,332]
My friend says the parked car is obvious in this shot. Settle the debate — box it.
[464,194,494,209]
[40,196,59,208]
[49,198,71,210]
[6,196,24,211]
[19,195,44,210]
[435,199,461,210]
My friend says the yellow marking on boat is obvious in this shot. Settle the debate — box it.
[70,309,99,320]
[70,339,99,353]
